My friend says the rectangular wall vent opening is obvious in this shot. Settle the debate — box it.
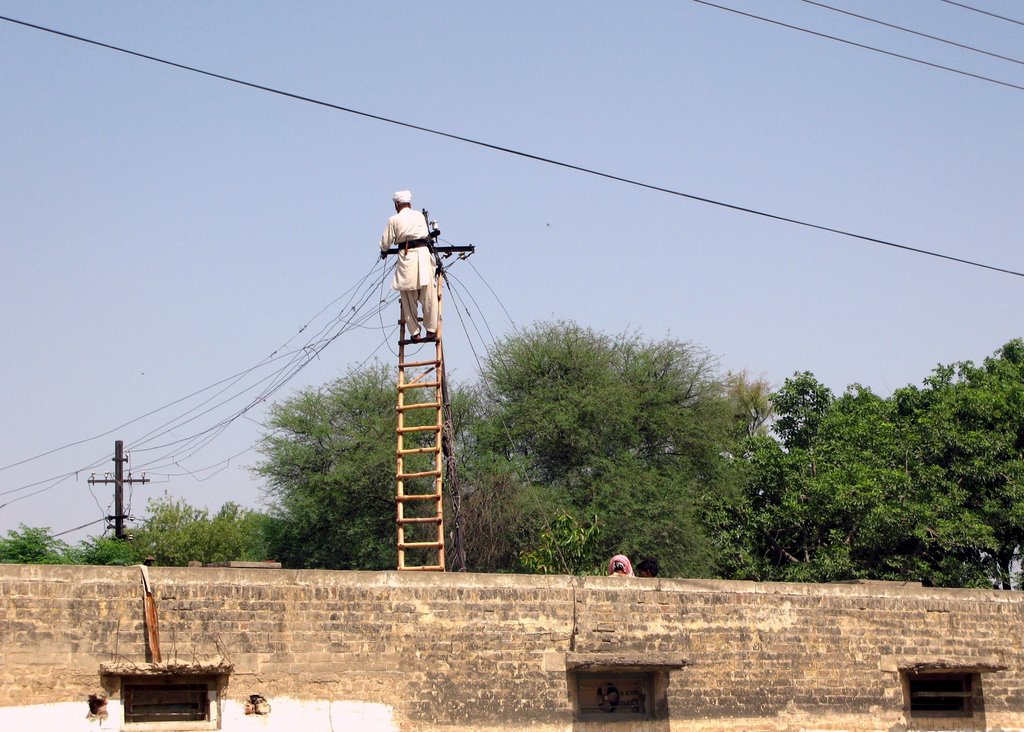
[574,672,652,721]
[906,672,974,717]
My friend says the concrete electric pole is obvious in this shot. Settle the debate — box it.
[87,440,150,540]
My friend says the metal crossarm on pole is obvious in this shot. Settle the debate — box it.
[382,244,475,258]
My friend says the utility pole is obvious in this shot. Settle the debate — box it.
[440,365,466,572]
[385,206,474,571]
[88,440,150,540]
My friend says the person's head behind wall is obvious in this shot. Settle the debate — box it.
[608,554,633,576]
[636,557,659,578]
[393,189,412,212]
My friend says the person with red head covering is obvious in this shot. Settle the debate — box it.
[608,554,634,576]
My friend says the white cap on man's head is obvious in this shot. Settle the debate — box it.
[393,190,412,204]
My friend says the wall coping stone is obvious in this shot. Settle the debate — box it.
[0,564,1019,605]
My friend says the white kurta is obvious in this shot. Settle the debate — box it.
[380,206,438,336]
[380,207,432,291]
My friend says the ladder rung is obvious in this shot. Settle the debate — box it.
[398,469,441,479]
[398,380,441,391]
[398,336,438,345]
[399,541,444,550]
[398,425,440,434]
[394,303,445,573]
[399,446,439,456]
[398,565,444,572]
[397,402,440,412]
[396,493,441,502]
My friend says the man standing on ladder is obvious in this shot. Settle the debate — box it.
[381,189,437,342]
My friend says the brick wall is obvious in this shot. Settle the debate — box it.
[1,564,1022,731]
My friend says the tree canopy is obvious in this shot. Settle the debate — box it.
[254,321,741,576]
[0,525,73,564]
[8,323,1024,590]
[131,494,270,566]
[256,364,399,569]
[707,340,1024,588]
[0,493,269,567]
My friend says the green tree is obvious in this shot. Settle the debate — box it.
[131,494,269,566]
[711,379,862,581]
[771,371,833,451]
[0,525,72,564]
[456,453,544,572]
[520,513,601,575]
[75,536,142,566]
[895,340,1024,588]
[707,355,1024,588]
[252,322,741,576]
[474,321,738,577]
[256,364,398,569]
[726,370,774,439]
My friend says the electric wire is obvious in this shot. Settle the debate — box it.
[129,288,394,473]
[445,270,499,349]
[437,239,513,346]
[128,261,392,471]
[128,259,387,453]
[465,258,520,334]
[0,451,112,499]
[691,0,1024,93]
[2,250,457,524]
[353,324,401,373]
[1,13,1021,279]
[800,0,1024,66]
[127,259,386,452]
[87,478,107,518]
[0,257,389,508]
[4,253,500,529]
[0,473,78,510]
[141,444,252,481]
[443,278,490,371]
[378,261,402,359]
[0,257,385,474]
[442,270,524,461]
[52,518,107,539]
[938,0,1024,27]
[0,341,321,473]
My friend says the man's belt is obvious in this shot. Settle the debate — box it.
[402,238,429,251]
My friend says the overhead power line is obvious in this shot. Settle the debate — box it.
[1,13,1022,280]
[52,517,107,539]
[691,0,1024,92]
[0,255,385,476]
[801,0,1024,66]
[0,256,393,512]
[938,0,1024,27]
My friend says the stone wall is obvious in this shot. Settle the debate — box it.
[1,564,1022,731]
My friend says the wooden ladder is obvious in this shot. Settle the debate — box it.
[395,276,446,571]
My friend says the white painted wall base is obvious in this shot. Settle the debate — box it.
[0,698,398,732]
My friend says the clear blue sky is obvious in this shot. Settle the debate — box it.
[2,1,1022,542]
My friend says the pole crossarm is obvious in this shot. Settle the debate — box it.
[382,244,475,258]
